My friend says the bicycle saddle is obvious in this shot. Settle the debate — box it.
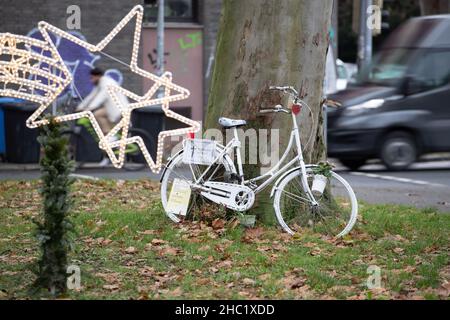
[218,117,247,128]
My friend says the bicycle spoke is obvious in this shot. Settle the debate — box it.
[163,163,193,183]
[277,187,310,204]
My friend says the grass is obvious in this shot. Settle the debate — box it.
[0,179,449,300]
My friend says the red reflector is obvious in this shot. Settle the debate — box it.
[292,104,301,115]
[187,132,195,139]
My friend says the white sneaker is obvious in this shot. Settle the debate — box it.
[98,157,111,167]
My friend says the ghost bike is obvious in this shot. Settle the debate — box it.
[160,86,358,237]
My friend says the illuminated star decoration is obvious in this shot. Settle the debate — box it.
[0,33,71,114]
[105,72,200,172]
[10,4,198,173]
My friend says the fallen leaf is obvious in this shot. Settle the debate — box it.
[140,230,157,235]
[124,246,138,254]
[103,284,120,291]
[159,246,183,256]
[151,238,166,246]
[258,274,271,281]
[211,218,225,230]
[242,278,256,286]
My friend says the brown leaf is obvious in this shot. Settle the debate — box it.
[197,278,211,285]
[140,266,155,277]
[139,230,157,235]
[165,287,183,298]
[242,278,256,286]
[151,238,166,246]
[310,247,322,256]
[159,246,183,256]
[101,238,112,246]
[217,260,233,269]
[96,272,120,284]
[198,245,210,252]
[437,281,450,297]
[103,284,120,291]
[258,274,271,281]
[211,218,225,230]
[242,227,265,243]
[281,275,307,290]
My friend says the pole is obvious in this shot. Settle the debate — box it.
[156,0,165,126]
[364,0,373,69]
[156,0,165,78]
[357,0,373,71]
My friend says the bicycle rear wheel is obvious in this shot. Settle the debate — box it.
[273,167,357,238]
[160,150,236,223]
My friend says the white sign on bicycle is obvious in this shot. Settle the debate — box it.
[166,178,191,216]
[182,139,217,165]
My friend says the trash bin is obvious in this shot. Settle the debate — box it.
[0,105,4,156]
[131,107,165,162]
[0,98,25,157]
[1,102,40,163]
[74,123,104,163]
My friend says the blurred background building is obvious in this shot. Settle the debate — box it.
[0,0,449,167]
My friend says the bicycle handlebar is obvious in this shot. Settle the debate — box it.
[269,86,299,97]
[259,104,291,115]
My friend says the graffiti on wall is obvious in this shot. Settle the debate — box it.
[147,48,170,69]
[26,28,123,99]
[177,32,202,51]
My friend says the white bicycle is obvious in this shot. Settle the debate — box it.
[160,86,358,237]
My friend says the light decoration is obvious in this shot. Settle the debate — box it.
[0,5,200,174]
[0,33,71,112]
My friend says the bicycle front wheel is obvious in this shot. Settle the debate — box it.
[273,167,358,238]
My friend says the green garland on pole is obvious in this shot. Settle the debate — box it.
[34,117,75,296]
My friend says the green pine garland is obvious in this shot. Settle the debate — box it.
[34,117,75,296]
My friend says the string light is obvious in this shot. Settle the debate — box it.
[0,33,71,117]
[105,72,200,173]
[0,5,200,174]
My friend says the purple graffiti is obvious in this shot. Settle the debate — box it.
[26,28,123,99]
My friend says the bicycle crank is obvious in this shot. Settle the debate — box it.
[200,182,255,212]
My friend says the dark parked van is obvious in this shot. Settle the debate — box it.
[327,15,450,170]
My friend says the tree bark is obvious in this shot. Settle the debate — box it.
[420,0,450,15]
[205,0,333,223]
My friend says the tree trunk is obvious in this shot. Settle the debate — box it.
[420,0,450,15]
[205,0,333,223]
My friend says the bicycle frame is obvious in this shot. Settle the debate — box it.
[193,111,319,206]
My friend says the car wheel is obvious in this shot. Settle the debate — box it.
[339,158,366,171]
[380,132,417,171]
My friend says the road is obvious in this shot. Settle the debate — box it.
[336,160,450,212]
[0,160,449,212]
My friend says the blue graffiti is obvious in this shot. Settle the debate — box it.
[26,28,123,99]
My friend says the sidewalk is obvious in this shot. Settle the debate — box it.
[0,162,109,171]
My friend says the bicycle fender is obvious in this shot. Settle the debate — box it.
[269,164,317,198]
[159,150,184,183]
